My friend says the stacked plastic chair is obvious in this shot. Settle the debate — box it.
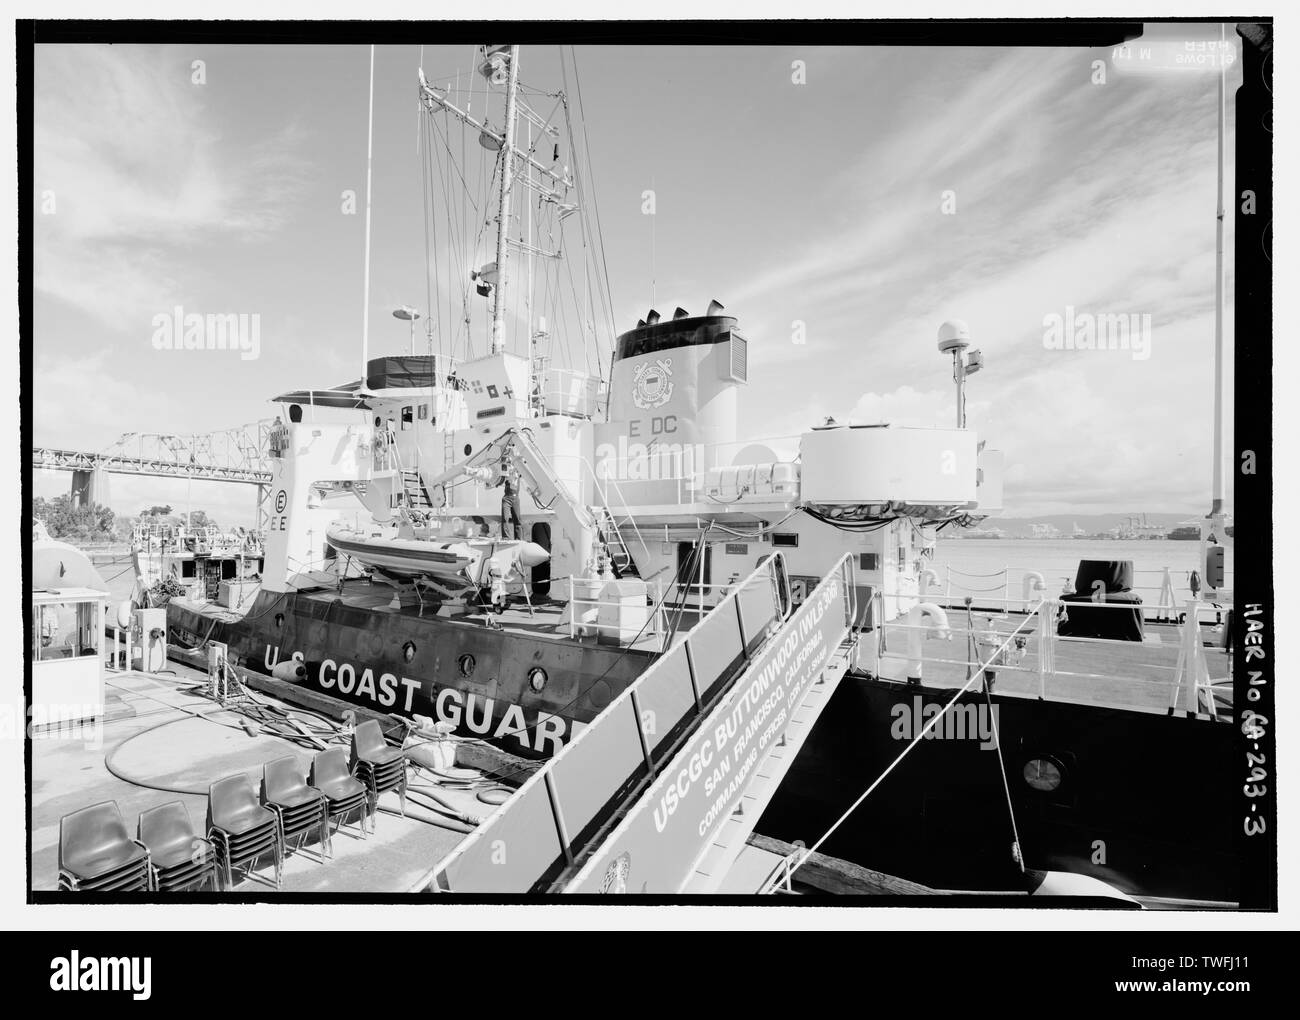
[137,801,218,892]
[309,747,371,852]
[58,801,151,892]
[207,774,284,890]
[261,756,328,864]
[350,720,408,821]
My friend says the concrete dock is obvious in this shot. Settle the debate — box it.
[31,664,476,893]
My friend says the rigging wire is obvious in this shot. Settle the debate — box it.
[565,46,618,358]
[419,110,439,363]
[413,45,611,379]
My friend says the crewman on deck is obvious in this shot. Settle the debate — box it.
[496,453,523,540]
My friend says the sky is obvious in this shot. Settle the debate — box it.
[31,27,1243,525]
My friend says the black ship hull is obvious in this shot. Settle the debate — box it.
[167,587,654,759]
[757,675,1239,903]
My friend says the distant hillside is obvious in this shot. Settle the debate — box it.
[979,513,1213,535]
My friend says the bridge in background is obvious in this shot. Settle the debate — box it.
[34,422,275,528]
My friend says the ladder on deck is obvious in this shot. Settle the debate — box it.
[430,552,859,894]
[439,431,459,508]
[595,504,636,576]
[401,469,434,511]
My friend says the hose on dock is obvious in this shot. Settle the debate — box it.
[376,803,473,834]
[102,675,498,832]
[101,674,352,794]
[104,712,235,795]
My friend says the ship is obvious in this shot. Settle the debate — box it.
[158,44,1239,903]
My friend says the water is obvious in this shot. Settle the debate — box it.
[932,538,1234,607]
[88,553,143,607]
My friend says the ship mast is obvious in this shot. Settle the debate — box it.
[417,47,579,372]
[490,45,521,355]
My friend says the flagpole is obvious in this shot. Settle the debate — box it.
[1210,22,1226,519]
[361,45,376,381]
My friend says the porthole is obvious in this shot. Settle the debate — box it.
[463,443,472,456]
[458,653,476,678]
[274,613,285,629]
[1023,757,1063,793]
[402,641,416,663]
[528,667,547,693]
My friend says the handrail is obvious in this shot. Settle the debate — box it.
[563,552,853,893]
[935,562,1235,609]
[432,551,798,893]
[875,590,1230,706]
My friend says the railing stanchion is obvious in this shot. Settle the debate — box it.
[1036,600,1050,700]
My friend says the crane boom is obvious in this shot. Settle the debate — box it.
[419,427,598,592]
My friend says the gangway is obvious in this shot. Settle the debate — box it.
[431,552,858,894]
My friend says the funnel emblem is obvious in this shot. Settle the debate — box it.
[632,357,674,410]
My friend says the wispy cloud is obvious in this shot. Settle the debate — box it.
[723,43,1237,513]
[34,45,310,331]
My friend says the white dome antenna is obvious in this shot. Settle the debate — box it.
[937,319,970,353]
[937,319,984,429]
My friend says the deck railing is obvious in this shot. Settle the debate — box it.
[875,591,1230,717]
[924,563,1235,620]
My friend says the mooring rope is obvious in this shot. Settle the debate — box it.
[774,610,1040,890]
